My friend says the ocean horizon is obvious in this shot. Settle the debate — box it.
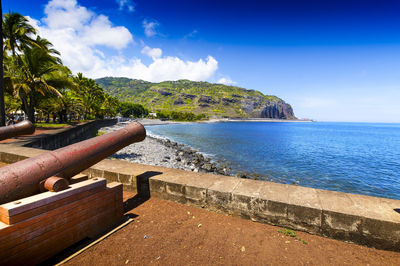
[147,121,400,200]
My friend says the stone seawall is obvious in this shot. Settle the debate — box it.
[0,145,399,251]
[8,119,117,150]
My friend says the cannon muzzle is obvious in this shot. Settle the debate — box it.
[0,120,35,141]
[0,122,146,204]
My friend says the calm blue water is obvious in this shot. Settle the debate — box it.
[147,122,400,200]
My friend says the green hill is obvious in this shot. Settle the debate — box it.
[95,77,296,119]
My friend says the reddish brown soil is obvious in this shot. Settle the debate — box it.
[63,192,400,265]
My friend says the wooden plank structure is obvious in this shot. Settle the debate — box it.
[0,122,144,264]
[0,177,123,264]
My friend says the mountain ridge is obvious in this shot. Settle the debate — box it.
[95,77,296,119]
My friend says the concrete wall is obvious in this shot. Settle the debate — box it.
[0,145,399,251]
[10,119,117,150]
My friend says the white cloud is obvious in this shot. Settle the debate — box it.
[29,0,219,82]
[31,0,133,73]
[117,0,135,12]
[218,77,236,85]
[43,0,91,30]
[141,46,162,59]
[81,15,133,49]
[94,55,218,82]
[143,20,158,37]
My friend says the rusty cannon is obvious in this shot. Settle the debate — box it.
[0,121,146,204]
[0,120,35,141]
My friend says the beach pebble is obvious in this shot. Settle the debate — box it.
[98,121,232,175]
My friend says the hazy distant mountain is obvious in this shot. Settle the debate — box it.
[96,77,296,119]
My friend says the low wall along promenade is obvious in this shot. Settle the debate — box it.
[10,119,118,150]
[0,122,399,252]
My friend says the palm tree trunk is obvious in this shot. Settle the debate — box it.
[27,107,35,122]
[27,99,35,123]
[0,0,6,126]
[22,95,35,123]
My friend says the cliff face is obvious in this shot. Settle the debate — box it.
[96,77,296,119]
[260,100,295,119]
[238,95,296,119]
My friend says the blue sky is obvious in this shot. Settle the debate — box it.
[3,0,400,122]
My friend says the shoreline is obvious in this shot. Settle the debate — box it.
[135,117,313,126]
[204,118,313,123]
[100,118,311,179]
[99,121,232,176]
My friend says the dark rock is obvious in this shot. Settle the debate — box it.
[260,100,296,119]
[182,94,197,100]
[235,172,250,179]
[217,168,225,175]
[251,173,262,180]
[241,97,263,113]
[202,163,212,171]
[198,95,218,104]
[158,90,172,96]
[199,103,210,108]
[173,98,185,105]
[221,98,238,105]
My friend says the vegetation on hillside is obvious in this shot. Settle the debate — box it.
[156,110,206,121]
[118,102,149,118]
[96,77,295,119]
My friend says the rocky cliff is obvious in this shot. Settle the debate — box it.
[260,100,295,119]
[96,77,296,119]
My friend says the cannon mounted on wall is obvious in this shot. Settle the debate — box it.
[0,122,146,204]
[0,120,35,141]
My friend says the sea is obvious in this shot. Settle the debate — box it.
[146,122,400,200]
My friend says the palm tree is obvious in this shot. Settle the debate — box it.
[2,12,38,124]
[3,12,37,57]
[8,42,64,122]
[73,74,104,119]
[100,93,119,118]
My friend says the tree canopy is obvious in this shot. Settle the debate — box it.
[1,11,139,123]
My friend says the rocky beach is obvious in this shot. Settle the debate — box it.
[99,118,310,179]
[99,120,232,176]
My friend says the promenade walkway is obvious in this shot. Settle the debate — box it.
[60,191,400,265]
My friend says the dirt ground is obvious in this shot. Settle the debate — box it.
[61,192,400,266]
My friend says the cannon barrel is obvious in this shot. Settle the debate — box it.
[0,121,146,204]
[0,120,35,141]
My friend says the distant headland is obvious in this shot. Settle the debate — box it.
[96,77,296,120]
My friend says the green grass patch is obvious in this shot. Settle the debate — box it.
[278,228,307,244]
[96,131,106,136]
[278,228,296,237]
[35,123,70,128]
